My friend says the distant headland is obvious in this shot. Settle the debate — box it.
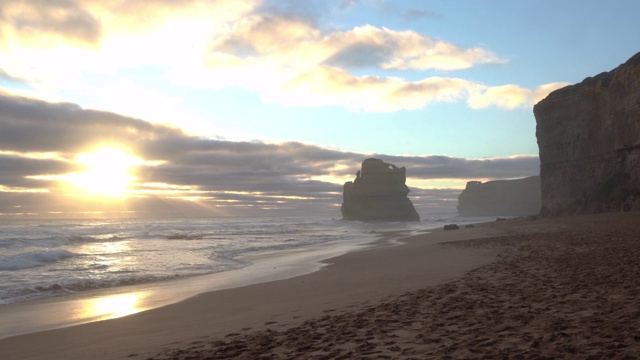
[457,176,541,217]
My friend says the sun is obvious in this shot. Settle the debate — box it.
[66,147,142,197]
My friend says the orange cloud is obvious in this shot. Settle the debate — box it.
[467,84,531,110]
[531,82,572,104]
[467,82,573,110]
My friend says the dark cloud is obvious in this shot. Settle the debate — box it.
[0,92,538,218]
[0,154,71,188]
[386,155,540,180]
[337,154,540,181]
[0,93,181,155]
[0,0,102,45]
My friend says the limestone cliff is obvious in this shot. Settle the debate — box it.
[457,176,541,216]
[341,158,420,221]
[534,51,640,216]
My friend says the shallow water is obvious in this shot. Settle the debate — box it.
[0,214,493,306]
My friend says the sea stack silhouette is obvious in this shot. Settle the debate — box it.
[534,51,640,216]
[341,158,420,221]
[457,176,541,216]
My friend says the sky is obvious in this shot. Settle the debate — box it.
[0,0,639,219]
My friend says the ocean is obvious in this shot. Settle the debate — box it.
[0,213,492,307]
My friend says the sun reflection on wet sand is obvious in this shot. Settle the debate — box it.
[1,240,367,340]
[78,294,141,321]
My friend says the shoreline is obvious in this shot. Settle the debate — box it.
[0,220,502,359]
[5,213,636,359]
[150,212,640,359]
[0,228,393,339]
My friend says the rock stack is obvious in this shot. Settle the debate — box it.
[534,51,640,216]
[457,176,541,216]
[341,158,420,221]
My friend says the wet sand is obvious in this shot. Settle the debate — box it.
[2,212,639,359]
[149,213,640,359]
[0,237,389,339]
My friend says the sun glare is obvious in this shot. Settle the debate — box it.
[80,294,141,321]
[66,148,142,197]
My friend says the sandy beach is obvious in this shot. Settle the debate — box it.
[2,212,639,359]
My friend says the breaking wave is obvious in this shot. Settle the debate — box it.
[0,250,76,271]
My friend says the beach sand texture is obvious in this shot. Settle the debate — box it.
[2,212,639,359]
[148,213,640,359]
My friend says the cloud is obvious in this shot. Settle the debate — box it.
[467,84,531,110]
[0,0,561,115]
[0,0,257,46]
[260,68,474,112]
[163,9,515,113]
[0,153,71,188]
[256,69,569,113]
[368,154,540,181]
[467,82,574,110]
[0,68,25,84]
[0,92,539,217]
[173,11,563,113]
[206,16,503,72]
[323,25,504,71]
[388,77,472,108]
[0,0,102,46]
[0,0,257,89]
[532,82,572,104]
[402,9,442,21]
[0,92,181,155]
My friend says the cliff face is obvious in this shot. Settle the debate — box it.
[341,158,420,221]
[457,176,541,216]
[534,52,640,216]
